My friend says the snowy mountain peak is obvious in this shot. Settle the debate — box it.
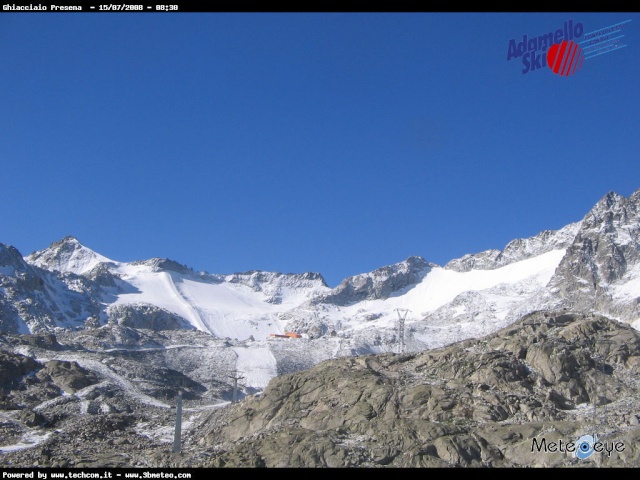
[0,243,26,269]
[594,190,625,211]
[315,255,433,306]
[445,222,581,273]
[2,187,640,403]
[544,188,640,321]
[26,236,114,276]
[62,235,81,245]
[584,189,638,230]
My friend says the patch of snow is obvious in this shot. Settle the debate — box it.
[612,263,640,302]
[110,264,326,341]
[232,344,278,390]
[0,430,52,452]
[452,305,467,316]
[48,354,171,408]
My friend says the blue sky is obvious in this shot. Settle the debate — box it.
[1,11,639,287]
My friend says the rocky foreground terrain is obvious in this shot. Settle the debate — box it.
[2,310,640,468]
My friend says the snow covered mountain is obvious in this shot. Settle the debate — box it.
[545,190,640,323]
[27,236,113,276]
[0,242,103,334]
[1,188,640,464]
[21,238,332,341]
[1,187,640,393]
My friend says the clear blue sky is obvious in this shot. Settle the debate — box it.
[1,11,639,287]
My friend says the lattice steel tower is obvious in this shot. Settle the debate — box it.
[395,308,409,354]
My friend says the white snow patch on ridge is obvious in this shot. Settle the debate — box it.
[232,343,278,389]
[332,248,566,326]
[111,263,329,341]
[612,263,640,302]
[0,430,52,453]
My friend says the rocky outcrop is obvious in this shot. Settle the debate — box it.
[129,258,195,276]
[315,256,432,306]
[225,271,328,305]
[84,263,121,288]
[11,333,64,350]
[36,360,100,394]
[445,222,581,272]
[107,303,193,331]
[545,190,640,321]
[0,351,40,387]
[0,352,75,410]
[0,242,106,334]
[193,311,640,467]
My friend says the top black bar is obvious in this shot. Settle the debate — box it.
[0,4,529,13]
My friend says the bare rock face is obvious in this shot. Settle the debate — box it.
[129,258,195,276]
[84,263,121,288]
[2,310,640,469]
[12,333,64,350]
[0,351,40,387]
[0,352,72,411]
[315,256,432,306]
[546,190,640,321]
[36,359,100,394]
[445,222,581,272]
[0,241,106,334]
[225,271,328,305]
[193,311,640,467]
[107,303,194,331]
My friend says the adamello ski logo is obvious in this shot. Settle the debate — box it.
[546,40,585,76]
[506,20,583,75]
[506,18,631,76]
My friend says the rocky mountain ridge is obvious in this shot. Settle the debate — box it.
[3,188,638,342]
[0,188,639,388]
[444,221,582,272]
[1,187,640,468]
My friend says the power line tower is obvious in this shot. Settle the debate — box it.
[172,390,183,454]
[228,372,245,403]
[395,308,410,354]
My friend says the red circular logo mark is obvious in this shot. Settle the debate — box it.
[547,40,585,76]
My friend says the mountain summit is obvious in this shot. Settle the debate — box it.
[544,188,640,322]
[0,187,638,388]
[1,188,640,468]
[26,236,114,275]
